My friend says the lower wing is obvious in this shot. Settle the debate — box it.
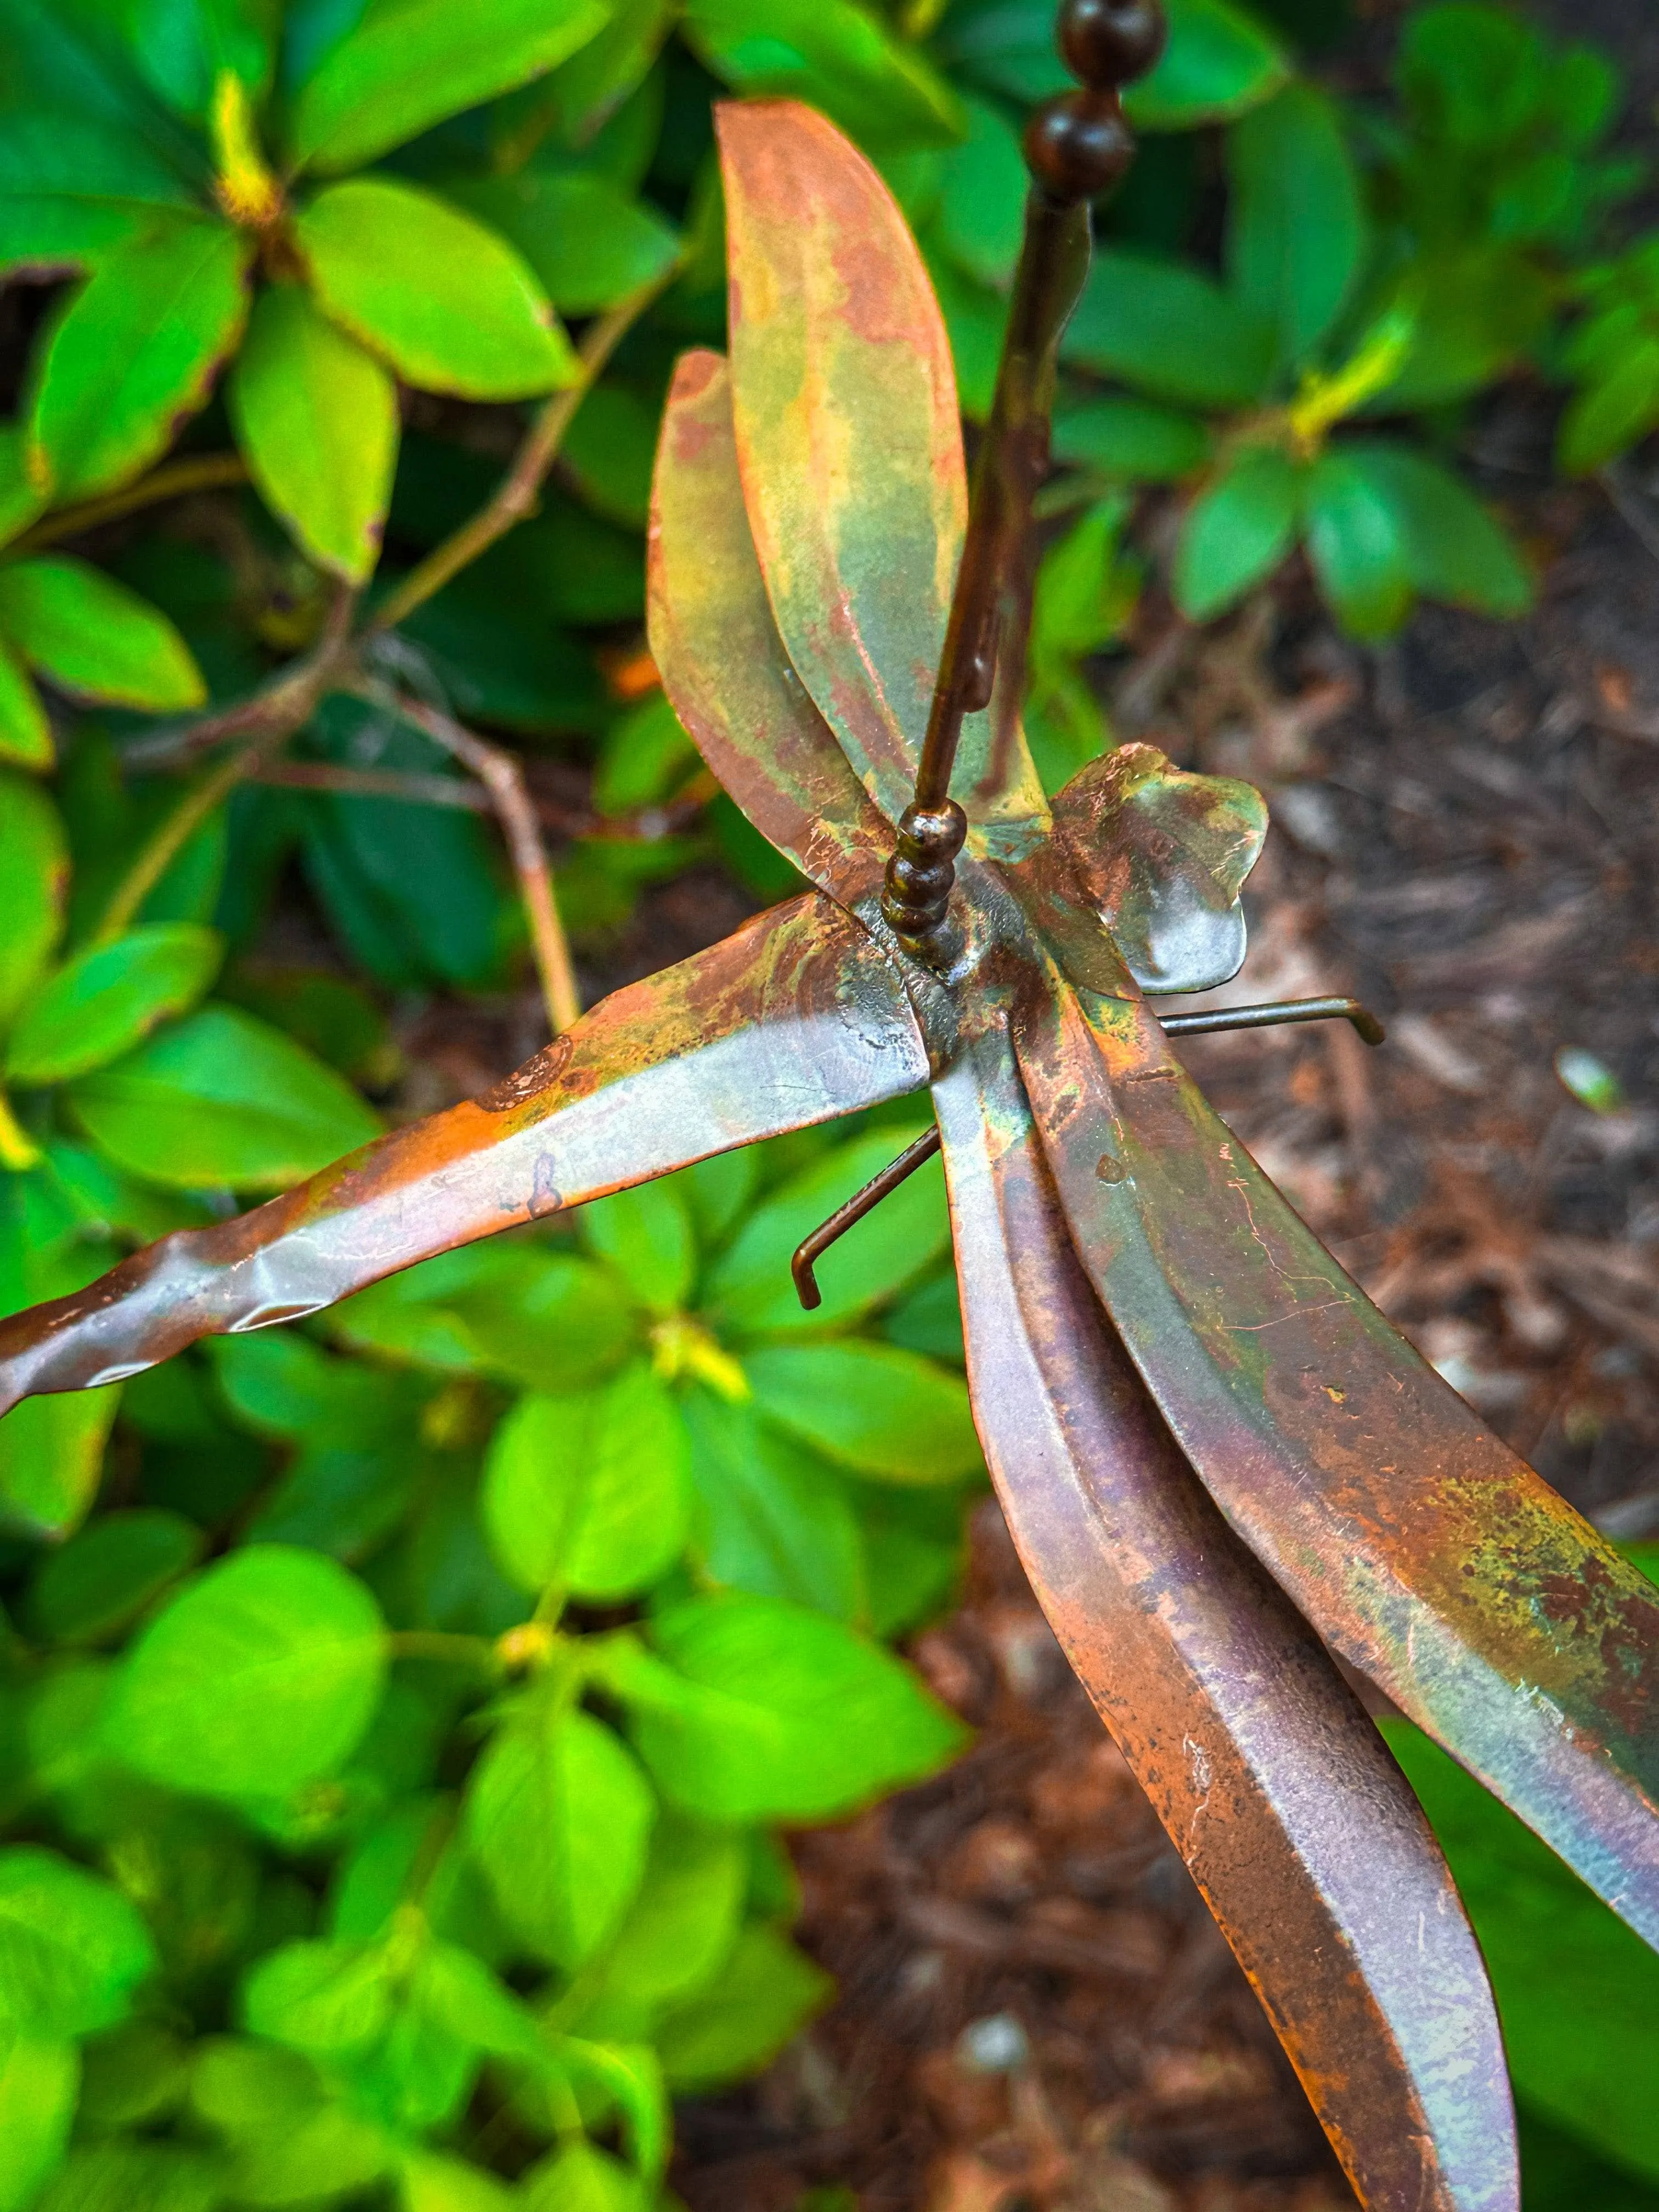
[0,895,928,1413]
[934,1024,1515,2212]
[1012,961,1659,1947]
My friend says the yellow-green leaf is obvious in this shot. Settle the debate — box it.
[228,282,398,583]
[7,922,223,1086]
[0,640,50,770]
[296,179,577,401]
[0,555,206,711]
[0,772,67,1024]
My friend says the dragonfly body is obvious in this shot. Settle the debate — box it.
[2,86,1655,2212]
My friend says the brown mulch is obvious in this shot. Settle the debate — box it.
[664,447,1659,2210]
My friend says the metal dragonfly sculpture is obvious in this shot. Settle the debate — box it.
[3,5,1657,2203]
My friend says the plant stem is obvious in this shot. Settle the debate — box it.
[368,269,677,637]
[252,759,493,810]
[93,733,273,945]
[16,454,249,551]
[378,689,581,1034]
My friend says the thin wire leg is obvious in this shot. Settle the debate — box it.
[1159,996,1386,1047]
[792,1126,943,1311]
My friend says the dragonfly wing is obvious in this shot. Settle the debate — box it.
[648,348,888,906]
[935,1028,1515,2212]
[0,896,928,1413]
[716,99,1049,854]
[1013,964,1659,1945]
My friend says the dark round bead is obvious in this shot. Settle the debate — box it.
[1024,91,1135,204]
[896,800,967,864]
[1058,0,1167,89]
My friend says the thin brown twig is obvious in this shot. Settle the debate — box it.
[373,687,581,1035]
[17,454,250,551]
[122,584,359,770]
[252,760,492,811]
[367,268,679,637]
[94,725,285,945]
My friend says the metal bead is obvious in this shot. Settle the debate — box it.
[881,799,967,946]
[1058,0,1167,90]
[1023,89,1135,205]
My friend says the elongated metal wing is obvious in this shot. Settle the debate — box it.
[0,897,928,1413]
[717,99,1049,854]
[648,348,888,906]
[1012,962,1659,1945]
[934,1026,1515,2212]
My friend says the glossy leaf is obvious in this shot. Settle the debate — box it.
[7,923,222,1086]
[445,172,680,315]
[27,1508,202,1645]
[1226,83,1365,371]
[296,179,578,401]
[228,283,397,584]
[681,1390,864,1618]
[654,1922,831,2092]
[579,1177,696,1312]
[285,0,610,173]
[1051,395,1212,483]
[686,0,966,151]
[0,554,205,712]
[0,1388,121,1539]
[465,1704,654,1968]
[241,1938,393,2056]
[589,1816,746,2013]
[1345,442,1533,618]
[608,1591,965,1821]
[120,0,280,116]
[483,1365,690,1600]
[1063,249,1276,408]
[27,219,251,501]
[1124,0,1291,128]
[935,94,1026,290]
[0,1846,156,2037]
[67,1003,381,1191]
[1304,448,1413,640]
[1173,443,1304,620]
[0,641,49,771]
[0,771,66,1022]
[104,1544,386,1797]
[746,1340,981,1483]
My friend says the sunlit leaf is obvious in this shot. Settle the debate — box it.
[0,771,66,1022]
[0,2036,77,2212]
[585,1815,745,2013]
[444,172,680,315]
[1172,442,1305,620]
[0,641,49,771]
[228,281,398,583]
[27,1508,202,1645]
[1125,0,1291,129]
[681,1390,864,1618]
[746,1341,981,1484]
[27,218,251,500]
[0,554,206,712]
[685,0,966,150]
[104,1544,386,1797]
[654,1922,831,2091]
[0,1387,121,1539]
[578,1177,696,1312]
[122,0,281,117]
[7,922,222,1086]
[0,1846,156,2038]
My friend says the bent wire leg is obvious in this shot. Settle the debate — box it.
[0,895,929,1414]
[1159,995,1385,1046]
[792,1125,942,1310]
[933,1026,1515,2212]
[1013,963,1659,1948]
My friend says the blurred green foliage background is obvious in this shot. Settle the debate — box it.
[1,1,1657,2205]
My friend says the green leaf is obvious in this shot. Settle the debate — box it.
[654,1923,832,2092]
[520,2141,646,2212]
[1123,0,1291,129]
[0,554,206,711]
[0,1389,122,1539]
[589,1816,746,2014]
[285,0,610,173]
[1172,443,1304,622]
[402,2152,519,2212]
[27,1507,202,1645]
[208,1330,402,1444]
[443,172,680,316]
[7,922,222,1085]
[592,694,699,819]
[1063,250,1275,409]
[104,1544,386,1798]
[464,1702,654,1968]
[228,281,398,584]
[0,106,198,215]
[706,1124,947,1338]
[1051,396,1211,483]
[559,382,658,529]
[1226,84,1365,371]
[935,94,1026,290]
[27,218,251,501]
[0,427,46,557]
[607,1592,966,1820]
[0,1846,155,2038]
[0,2036,77,2212]
[242,1938,393,2057]
[1559,342,1659,474]
[745,1341,981,1484]
[1030,494,1136,667]
[32,2143,222,2212]
[67,1003,381,1190]
[857,1482,965,1637]
[1346,443,1533,618]
[330,1243,633,1394]
[0,771,66,1022]
[682,1391,864,1620]
[0,641,49,771]
[482,1366,690,1601]
[121,0,280,115]
[579,1177,696,1313]
[684,0,967,151]
[1385,1717,1659,2181]
[296,178,577,401]
[1303,449,1413,640]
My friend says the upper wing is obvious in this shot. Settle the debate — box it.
[1012,961,1659,1946]
[0,896,928,1412]
[717,99,1049,853]
[935,1025,1515,2212]
[648,348,888,906]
